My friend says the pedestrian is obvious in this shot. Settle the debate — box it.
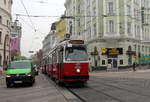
[133,62,136,71]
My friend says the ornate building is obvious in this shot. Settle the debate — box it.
[10,19,22,60]
[0,0,12,71]
[65,0,150,69]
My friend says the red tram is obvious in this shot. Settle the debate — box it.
[43,40,89,84]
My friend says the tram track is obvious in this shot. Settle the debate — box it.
[92,77,150,98]
[67,88,87,102]
[45,74,150,102]
[68,77,150,102]
[46,74,150,102]
[45,74,125,102]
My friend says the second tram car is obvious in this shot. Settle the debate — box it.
[47,40,89,84]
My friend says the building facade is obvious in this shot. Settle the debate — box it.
[42,22,57,57]
[56,17,67,41]
[0,0,12,71]
[10,20,22,60]
[65,0,150,69]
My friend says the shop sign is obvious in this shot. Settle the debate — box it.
[101,48,123,55]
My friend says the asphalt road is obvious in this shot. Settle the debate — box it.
[1,70,150,102]
[69,70,150,102]
[0,73,67,102]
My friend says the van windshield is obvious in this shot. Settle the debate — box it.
[9,62,31,69]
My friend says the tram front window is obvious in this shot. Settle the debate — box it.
[65,47,88,61]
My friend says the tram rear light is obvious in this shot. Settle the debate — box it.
[76,69,80,73]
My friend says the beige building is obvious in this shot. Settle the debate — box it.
[0,0,12,71]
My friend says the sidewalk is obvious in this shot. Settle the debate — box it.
[92,65,150,73]
[0,73,5,85]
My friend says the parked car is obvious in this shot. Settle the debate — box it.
[5,60,36,87]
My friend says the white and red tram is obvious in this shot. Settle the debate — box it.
[46,40,89,83]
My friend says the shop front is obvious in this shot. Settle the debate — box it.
[101,48,123,69]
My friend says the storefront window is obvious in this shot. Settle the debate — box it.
[120,60,123,65]
[102,60,105,65]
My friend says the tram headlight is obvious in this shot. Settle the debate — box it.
[76,69,80,73]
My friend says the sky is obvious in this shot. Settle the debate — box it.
[12,0,66,57]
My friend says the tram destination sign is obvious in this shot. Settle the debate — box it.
[101,48,123,55]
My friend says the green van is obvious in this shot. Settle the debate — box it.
[5,60,36,87]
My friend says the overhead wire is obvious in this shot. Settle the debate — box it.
[20,0,46,53]
[20,0,37,32]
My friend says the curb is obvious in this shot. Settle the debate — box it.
[0,74,5,85]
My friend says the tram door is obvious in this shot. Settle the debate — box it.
[58,48,64,80]
[108,59,118,69]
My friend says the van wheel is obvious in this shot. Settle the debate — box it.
[6,83,11,88]
[29,82,33,86]
[33,79,35,83]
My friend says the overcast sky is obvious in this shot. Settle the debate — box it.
[12,0,66,57]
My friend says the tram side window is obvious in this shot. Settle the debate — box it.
[49,56,52,64]
[52,52,57,63]
[58,48,63,63]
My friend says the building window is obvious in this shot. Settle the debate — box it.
[78,19,80,27]
[108,20,114,33]
[107,2,114,15]
[142,46,144,52]
[127,22,132,35]
[135,24,137,37]
[78,32,80,36]
[137,25,140,39]
[120,60,123,65]
[93,23,97,36]
[0,32,2,44]
[134,44,137,51]
[145,46,147,53]
[78,5,80,13]
[93,7,96,19]
[127,5,131,16]
[0,16,2,24]
[7,20,9,26]
[0,55,2,66]
[102,60,105,65]
[138,45,140,52]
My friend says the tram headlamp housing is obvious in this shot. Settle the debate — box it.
[76,69,80,73]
